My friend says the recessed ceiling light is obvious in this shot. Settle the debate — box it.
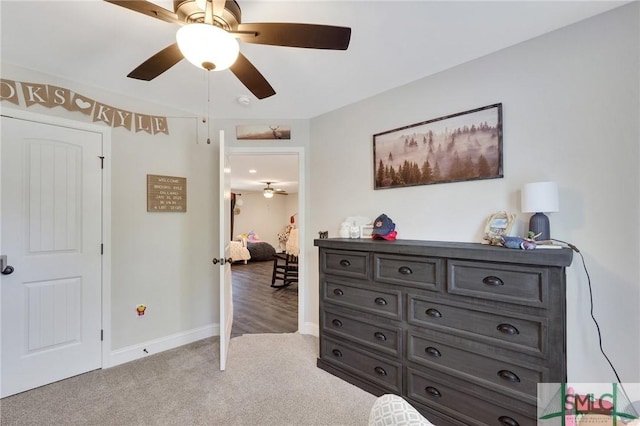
[249,169,257,173]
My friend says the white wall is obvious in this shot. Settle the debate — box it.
[232,191,299,250]
[309,3,639,383]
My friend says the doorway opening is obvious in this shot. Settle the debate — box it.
[227,148,304,337]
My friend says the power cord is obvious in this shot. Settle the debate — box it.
[553,238,639,417]
[552,238,622,383]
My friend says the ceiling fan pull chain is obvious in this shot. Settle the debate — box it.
[206,71,211,144]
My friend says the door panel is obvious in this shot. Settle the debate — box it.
[1,116,102,397]
[219,130,233,371]
[26,277,82,352]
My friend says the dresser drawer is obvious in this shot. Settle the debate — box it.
[321,249,370,280]
[407,331,543,401]
[321,337,401,393]
[408,295,547,356]
[374,254,442,291]
[406,367,536,426]
[448,260,548,307]
[323,279,402,320]
[322,309,401,356]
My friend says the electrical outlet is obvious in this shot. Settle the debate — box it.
[136,304,146,316]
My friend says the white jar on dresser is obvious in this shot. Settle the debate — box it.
[314,238,573,426]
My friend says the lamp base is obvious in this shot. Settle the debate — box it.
[529,212,550,241]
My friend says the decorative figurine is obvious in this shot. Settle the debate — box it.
[488,232,538,250]
[501,236,536,250]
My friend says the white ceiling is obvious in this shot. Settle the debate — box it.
[0,0,628,192]
[229,153,299,194]
[0,0,628,121]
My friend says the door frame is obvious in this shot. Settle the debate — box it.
[227,146,307,334]
[0,107,112,369]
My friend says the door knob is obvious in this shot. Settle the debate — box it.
[0,255,14,275]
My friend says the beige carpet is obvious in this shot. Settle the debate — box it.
[0,333,377,426]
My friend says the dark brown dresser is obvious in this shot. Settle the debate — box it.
[314,238,573,426]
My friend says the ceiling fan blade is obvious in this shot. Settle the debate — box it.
[127,43,184,81]
[229,53,276,100]
[104,0,181,25]
[236,23,351,50]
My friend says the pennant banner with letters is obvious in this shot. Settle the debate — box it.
[0,79,170,135]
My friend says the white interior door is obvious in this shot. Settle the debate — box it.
[218,130,233,371]
[1,116,103,397]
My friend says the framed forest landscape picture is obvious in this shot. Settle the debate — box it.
[373,103,503,189]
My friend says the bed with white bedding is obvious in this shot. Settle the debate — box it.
[229,240,251,264]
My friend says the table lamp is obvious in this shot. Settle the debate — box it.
[521,181,559,240]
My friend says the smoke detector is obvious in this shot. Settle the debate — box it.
[237,95,251,106]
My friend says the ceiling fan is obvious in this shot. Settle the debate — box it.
[104,0,352,99]
[263,182,287,198]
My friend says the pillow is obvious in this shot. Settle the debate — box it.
[368,394,435,426]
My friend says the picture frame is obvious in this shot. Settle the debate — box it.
[360,225,374,239]
[482,211,516,243]
[236,124,291,140]
[373,103,503,189]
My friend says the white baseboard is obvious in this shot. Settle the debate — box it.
[106,324,219,368]
[299,321,319,337]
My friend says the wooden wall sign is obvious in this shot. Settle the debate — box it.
[147,174,186,212]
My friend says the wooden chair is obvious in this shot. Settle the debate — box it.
[271,253,298,288]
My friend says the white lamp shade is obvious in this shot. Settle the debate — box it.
[176,24,239,71]
[521,181,559,213]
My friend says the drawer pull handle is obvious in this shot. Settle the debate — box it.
[374,332,387,341]
[498,416,520,426]
[331,319,343,328]
[497,323,519,335]
[333,288,344,296]
[497,370,521,382]
[398,266,413,275]
[425,346,442,357]
[374,297,388,306]
[331,349,343,358]
[425,386,442,397]
[425,308,442,318]
[339,259,351,267]
[482,276,504,286]
[374,366,387,376]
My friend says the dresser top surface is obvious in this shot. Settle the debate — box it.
[314,238,573,267]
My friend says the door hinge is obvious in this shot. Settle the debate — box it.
[101,329,104,341]
[99,156,104,169]
[101,244,104,255]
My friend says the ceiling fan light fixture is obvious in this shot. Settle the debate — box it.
[263,187,274,198]
[176,24,239,71]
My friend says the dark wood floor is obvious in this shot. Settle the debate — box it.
[230,259,298,337]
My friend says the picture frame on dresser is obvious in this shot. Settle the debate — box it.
[373,103,503,190]
[360,225,374,239]
[483,211,516,242]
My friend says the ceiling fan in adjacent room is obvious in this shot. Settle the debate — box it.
[263,182,288,198]
[104,0,352,99]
